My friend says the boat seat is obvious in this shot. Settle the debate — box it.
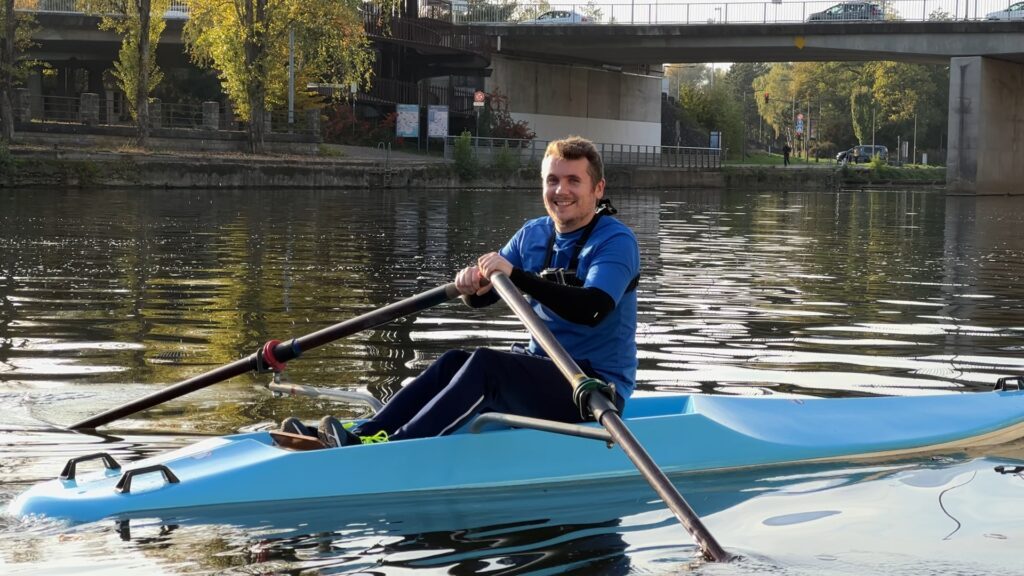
[269,430,327,451]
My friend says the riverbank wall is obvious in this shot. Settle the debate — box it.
[1,148,943,191]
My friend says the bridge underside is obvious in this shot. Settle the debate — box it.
[477,22,1024,66]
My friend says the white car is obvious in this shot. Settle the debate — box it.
[986,1,1024,19]
[520,10,592,24]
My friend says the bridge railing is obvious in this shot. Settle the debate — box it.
[443,136,721,169]
[455,0,1017,25]
[23,0,189,18]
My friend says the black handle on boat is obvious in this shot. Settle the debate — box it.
[70,283,461,431]
[489,272,730,563]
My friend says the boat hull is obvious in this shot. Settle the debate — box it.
[10,391,1024,523]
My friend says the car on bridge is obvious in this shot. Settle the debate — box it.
[986,1,1024,20]
[520,10,593,24]
[807,2,885,21]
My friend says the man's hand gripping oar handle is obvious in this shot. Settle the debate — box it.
[70,283,461,431]
[488,272,730,562]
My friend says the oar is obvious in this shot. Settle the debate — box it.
[71,283,461,431]
[488,272,730,562]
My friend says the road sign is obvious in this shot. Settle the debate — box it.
[473,90,485,107]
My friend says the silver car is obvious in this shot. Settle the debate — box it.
[986,1,1024,20]
[807,2,885,21]
[520,10,592,24]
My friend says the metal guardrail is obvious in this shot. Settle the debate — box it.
[23,0,189,18]
[452,0,1019,25]
[21,0,1018,24]
[443,136,721,168]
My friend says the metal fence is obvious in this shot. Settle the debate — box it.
[453,0,1017,25]
[25,0,189,18]
[20,0,1018,24]
[443,136,722,168]
[23,93,318,134]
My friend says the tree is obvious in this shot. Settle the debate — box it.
[185,0,377,154]
[92,0,171,147]
[677,69,743,155]
[1,0,13,142]
[1,0,36,142]
[850,85,874,145]
[753,63,794,142]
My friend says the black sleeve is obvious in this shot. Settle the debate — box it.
[509,268,615,327]
[460,291,500,308]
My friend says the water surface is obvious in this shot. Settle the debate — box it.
[1,187,1023,574]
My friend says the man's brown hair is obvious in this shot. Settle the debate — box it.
[544,136,604,186]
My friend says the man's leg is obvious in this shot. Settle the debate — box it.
[355,349,471,436]
[386,348,583,441]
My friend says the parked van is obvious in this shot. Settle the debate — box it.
[851,145,888,163]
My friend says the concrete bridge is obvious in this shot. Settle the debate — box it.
[468,18,1024,193]
[15,1,1024,193]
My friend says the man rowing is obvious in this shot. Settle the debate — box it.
[282,135,640,447]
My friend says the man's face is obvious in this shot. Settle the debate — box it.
[542,156,605,233]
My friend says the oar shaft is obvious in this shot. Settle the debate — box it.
[71,283,460,431]
[489,272,729,562]
[590,392,730,562]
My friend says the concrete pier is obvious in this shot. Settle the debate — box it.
[947,57,1024,195]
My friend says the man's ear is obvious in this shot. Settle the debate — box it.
[595,178,606,198]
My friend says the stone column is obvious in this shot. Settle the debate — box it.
[149,98,162,129]
[28,69,43,118]
[202,101,219,130]
[947,56,1024,194]
[105,90,115,124]
[14,88,32,122]
[79,92,99,125]
[306,108,321,135]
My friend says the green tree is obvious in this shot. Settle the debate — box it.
[1,0,36,142]
[185,0,378,154]
[92,0,171,147]
[678,69,742,155]
[850,85,875,145]
[753,63,794,142]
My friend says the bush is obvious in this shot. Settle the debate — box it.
[490,143,519,178]
[453,131,478,180]
[322,105,396,146]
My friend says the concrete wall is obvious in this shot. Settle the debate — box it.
[486,55,661,146]
[947,56,1024,195]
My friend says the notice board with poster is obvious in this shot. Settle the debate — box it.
[427,105,448,138]
[396,104,419,138]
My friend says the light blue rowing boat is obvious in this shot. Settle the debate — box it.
[10,387,1024,523]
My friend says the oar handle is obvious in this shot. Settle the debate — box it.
[488,272,730,562]
[70,283,460,431]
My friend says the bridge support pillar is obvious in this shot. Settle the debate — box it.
[947,57,1024,195]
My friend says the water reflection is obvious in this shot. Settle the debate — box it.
[2,188,1024,574]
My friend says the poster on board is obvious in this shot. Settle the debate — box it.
[427,105,449,138]
[396,104,419,138]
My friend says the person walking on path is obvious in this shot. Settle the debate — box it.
[782,143,792,166]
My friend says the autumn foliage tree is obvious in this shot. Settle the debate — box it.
[92,0,171,146]
[184,0,376,154]
[1,0,36,142]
